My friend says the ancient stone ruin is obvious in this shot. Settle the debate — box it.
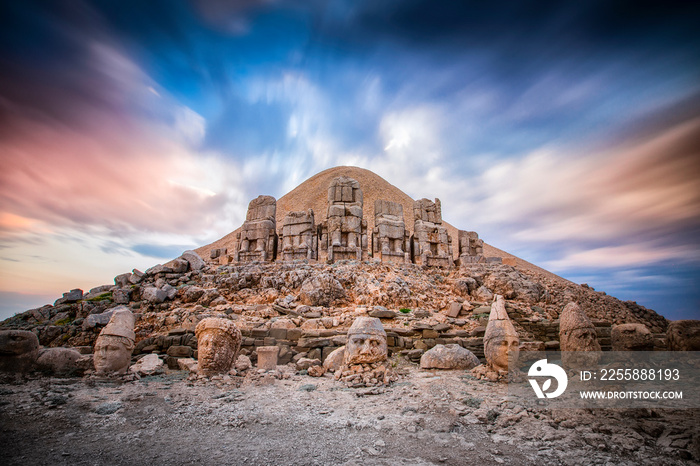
[235,195,277,262]
[279,209,317,261]
[411,198,453,267]
[228,177,480,268]
[458,230,484,264]
[93,307,135,375]
[319,176,367,262]
[372,200,410,264]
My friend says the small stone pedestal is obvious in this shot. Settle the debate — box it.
[257,346,279,371]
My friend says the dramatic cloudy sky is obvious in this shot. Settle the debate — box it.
[1,0,699,321]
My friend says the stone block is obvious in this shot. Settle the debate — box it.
[269,328,288,340]
[423,329,439,339]
[257,346,279,370]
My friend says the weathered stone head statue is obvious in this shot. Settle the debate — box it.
[559,302,601,352]
[0,330,40,372]
[666,320,700,351]
[344,317,388,365]
[94,308,136,375]
[195,318,242,375]
[559,302,601,368]
[483,295,519,372]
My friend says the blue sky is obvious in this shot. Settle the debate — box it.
[0,0,699,320]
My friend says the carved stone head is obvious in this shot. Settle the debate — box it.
[344,317,388,365]
[195,318,242,375]
[483,295,519,372]
[94,308,135,375]
[0,330,40,372]
[667,320,700,351]
[559,302,601,352]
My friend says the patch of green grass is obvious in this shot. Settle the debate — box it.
[471,313,489,319]
[399,308,411,314]
[85,291,113,302]
[54,317,73,326]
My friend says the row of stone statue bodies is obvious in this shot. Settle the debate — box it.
[232,176,484,267]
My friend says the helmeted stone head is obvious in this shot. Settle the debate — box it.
[483,295,519,372]
[344,317,388,365]
[195,318,242,375]
[94,308,135,375]
[0,330,40,372]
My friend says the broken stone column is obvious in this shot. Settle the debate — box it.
[483,295,519,372]
[372,199,409,264]
[559,302,601,368]
[195,318,242,376]
[93,307,136,375]
[411,198,453,267]
[256,346,279,371]
[0,330,40,373]
[319,176,367,262]
[235,195,277,262]
[279,209,317,261]
[458,230,484,265]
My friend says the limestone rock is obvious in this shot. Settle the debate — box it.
[171,258,189,273]
[299,273,345,306]
[83,308,118,329]
[474,285,494,302]
[181,250,205,271]
[296,358,322,371]
[142,287,167,304]
[612,323,653,351]
[0,330,40,372]
[178,358,197,372]
[666,320,700,351]
[369,306,396,319]
[234,354,252,373]
[36,347,85,376]
[257,346,279,370]
[420,344,480,370]
[323,346,346,372]
[308,365,325,377]
[129,354,164,376]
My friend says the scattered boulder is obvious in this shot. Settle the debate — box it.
[323,347,345,372]
[55,289,83,305]
[612,323,654,351]
[83,308,117,329]
[369,306,396,319]
[308,365,325,377]
[181,250,205,271]
[296,358,322,371]
[474,285,493,302]
[420,344,480,370]
[129,354,164,376]
[142,287,167,304]
[171,258,189,273]
[0,330,40,372]
[299,273,345,306]
[36,347,85,376]
[234,354,252,373]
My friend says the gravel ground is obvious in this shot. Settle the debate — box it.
[1,364,697,465]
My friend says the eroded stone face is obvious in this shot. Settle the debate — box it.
[667,320,700,351]
[344,317,387,365]
[195,318,241,375]
[484,326,520,372]
[611,323,653,351]
[0,330,40,372]
[94,335,134,375]
[559,302,601,353]
[483,295,519,372]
